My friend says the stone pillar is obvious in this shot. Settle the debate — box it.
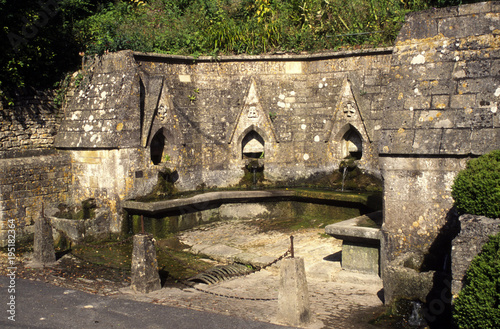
[33,216,56,264]
[277,257,311,326]
[131,234,161,293]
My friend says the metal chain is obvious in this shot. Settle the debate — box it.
[158,247,291,301]
[70,234,293,301]
[179,281,279,301]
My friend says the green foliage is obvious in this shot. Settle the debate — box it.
[74,0,484,58]
[451,150,500,218]
[0,0,492,105]
[0,0,114,103]
[453,233,500,329]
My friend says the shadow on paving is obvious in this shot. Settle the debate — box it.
[0,276,296,329]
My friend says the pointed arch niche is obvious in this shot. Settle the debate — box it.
[340,125,363,160]
[150,129,165,165]
[242,130,265,159]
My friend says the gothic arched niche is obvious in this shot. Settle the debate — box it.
[150,129,165,165]
[342,126,362,160]
[242,130,265,159]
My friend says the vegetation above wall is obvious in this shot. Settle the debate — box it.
[0,0,488,105]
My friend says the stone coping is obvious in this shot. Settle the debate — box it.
[132,47,393,63]
[122,189,376,215]
[325,210,382,244]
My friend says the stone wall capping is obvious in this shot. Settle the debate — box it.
[132,47,394,63]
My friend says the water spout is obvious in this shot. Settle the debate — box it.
[408,301,426,327]
[341,167,348,192]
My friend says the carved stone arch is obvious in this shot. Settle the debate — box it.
[335,124,363,160]
[237,125,268,159]
[148,126,180,166]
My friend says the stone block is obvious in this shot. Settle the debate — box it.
[458,1,492,15]
[342,242,380,275]
[439,15,495,39]
[379,129,415,154]
[383,252,436,305]
[277,257,311,326]
[439,128,472,154]
[451,214,500,296]
[33,216,56,264]
[130,234,161,294]
[471,128,500,155]
[381,110,414,129]
[450,94,476,109]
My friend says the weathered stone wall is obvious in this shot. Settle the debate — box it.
[379,2,500,281]
[380,2,500,155]
[0,86,72,246]
[55,49,391,211]
[133,51,390,190]
[0,89,60,157]
[0,152,71,246]
[451,214,500,297]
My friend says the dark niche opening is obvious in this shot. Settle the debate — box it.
[242,130,265,159]
[342,127,362,160]
[151,130,165,165]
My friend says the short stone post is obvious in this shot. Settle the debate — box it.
[33,215,56,264]
[130,234,161,293]
[277,257,311,326]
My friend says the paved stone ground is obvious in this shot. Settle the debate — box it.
[120,220,391,328]
[1,219,393,328]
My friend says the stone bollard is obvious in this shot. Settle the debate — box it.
[130,234,161,294]
[277,257,311,326]
[33,215,56,264]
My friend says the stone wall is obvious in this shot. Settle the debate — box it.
[379,2,500,280]
[451,214,500,297]
[0,152,71,246]
[54,48,392,217]
[0,88,60,157]
[0,86,72,246]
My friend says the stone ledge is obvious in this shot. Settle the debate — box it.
[325,211,382,244]
[132,47,394,63]
[123,189,375,215]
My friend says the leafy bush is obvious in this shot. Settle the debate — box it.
[453,232,500,328]
[451,150,500,218]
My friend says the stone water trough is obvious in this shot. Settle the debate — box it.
[325,210,382,275]
[122,189,381,237]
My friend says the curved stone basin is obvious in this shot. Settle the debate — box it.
[124,190,295,215]
[122,189,381,237]
[123,189,380,215]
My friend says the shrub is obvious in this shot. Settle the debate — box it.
[451,150,500,218]
[453,232,500,328]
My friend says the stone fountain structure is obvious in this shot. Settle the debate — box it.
[1,1,499,312]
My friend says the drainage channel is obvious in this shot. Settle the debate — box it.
[186,264,253,285]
